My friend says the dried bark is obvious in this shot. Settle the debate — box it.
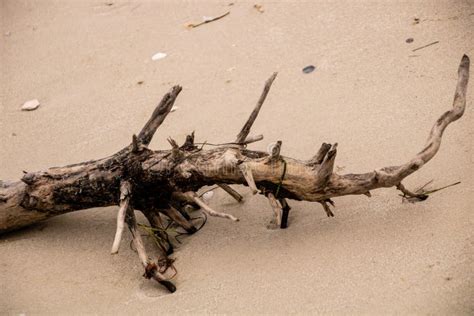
[0,55,469,292]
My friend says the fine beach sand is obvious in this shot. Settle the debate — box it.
[1,1,473,314]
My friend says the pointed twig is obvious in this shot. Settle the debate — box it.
[423,181,460,195]
[314,143,337,188]
[242,134,264,145]
[235,73,278,143]
[111,181,131,254]
[167,137,179,149]
[308,143,331,166]
[218,184,243,202]
[191,194,239,221]
[319,200,335,217]
[192,135,264,148]
[412,41,439,52]
[415,179,434,193]
[138,86,182,146]
[186,11,230,29]
[168,137,182,159]
[238,164,260,194]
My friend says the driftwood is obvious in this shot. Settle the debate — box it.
[0,55,470,293]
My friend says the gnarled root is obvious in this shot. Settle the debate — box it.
[126,203,176,293]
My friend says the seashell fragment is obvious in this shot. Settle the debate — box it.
[21,99,40,111]
[151,52,167,61]
[254,4,264,13]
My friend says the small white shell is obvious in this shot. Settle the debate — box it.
[202,191,214,202]
[21,99,40,111]
[151,52,167,61]
[170,106,178,112]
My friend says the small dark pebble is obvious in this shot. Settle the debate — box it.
[137,81,144,85]
[105,2,113,6]
[406,38,414,43]
[11,133,17,136]
[303,65,316,74]
[445,277,452,281]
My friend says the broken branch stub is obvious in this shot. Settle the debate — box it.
[0,55,469,293]
[138,85,182,146]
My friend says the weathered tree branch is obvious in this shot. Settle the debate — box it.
[0,55,469,293]
[235,72,278,143]
[138,85,182,146]
[111,180,131,254]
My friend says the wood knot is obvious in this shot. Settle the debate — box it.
[21,173,36,185]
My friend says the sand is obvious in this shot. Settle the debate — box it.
[1,0,473,314]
